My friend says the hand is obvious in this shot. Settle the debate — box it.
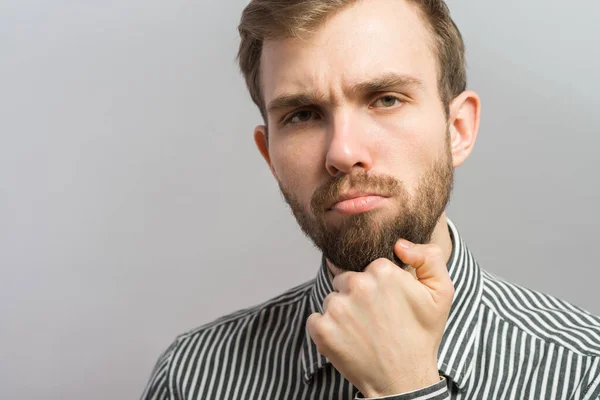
[306,239,454,397]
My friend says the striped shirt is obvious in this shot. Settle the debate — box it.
[141,219,600,399]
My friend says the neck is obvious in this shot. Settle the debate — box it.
[326,212,453,278]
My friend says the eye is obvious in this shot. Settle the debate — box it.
[372,95,402,108]
[284,110,318,125]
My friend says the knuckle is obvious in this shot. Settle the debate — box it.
[306,316,322,341]
[436,281,456,307]
[368,258,395,277]
[425,245,443,261]
[326,296,348,318]
[306,314,318,330]
[445,281,456,300]
[448,280,456,294]
[346,274,373,293]
[313,323,334,351]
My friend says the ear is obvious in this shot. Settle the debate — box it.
[447,90,481,168]
[254,125,278,179]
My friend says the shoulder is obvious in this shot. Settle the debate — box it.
[184,278,312,335]
[480,269,600,357]
[166,278,313,358]
[141,279,314,399]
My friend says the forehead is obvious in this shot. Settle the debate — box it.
[260,0,438,106]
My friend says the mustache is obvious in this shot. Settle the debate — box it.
[310,170,404,212]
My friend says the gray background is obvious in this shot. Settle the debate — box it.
[1,0,598,399]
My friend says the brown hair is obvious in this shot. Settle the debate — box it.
[237,0,466,121]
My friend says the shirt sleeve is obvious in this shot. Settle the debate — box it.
[354,377,449,400]
[140,340,178,400]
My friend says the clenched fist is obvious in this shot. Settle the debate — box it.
[306,239,455,398]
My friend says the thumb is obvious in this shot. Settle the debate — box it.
[394,240,453,301]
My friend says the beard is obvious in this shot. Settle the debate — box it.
[277,133,454,273]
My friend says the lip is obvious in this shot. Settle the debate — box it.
[328,192,389,215]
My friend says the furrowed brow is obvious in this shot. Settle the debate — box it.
[266,74,423,116]
[267,92,328,116]
[346,73,424,97]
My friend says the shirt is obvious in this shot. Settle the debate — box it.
[141,219,600,399]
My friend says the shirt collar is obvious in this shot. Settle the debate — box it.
[301,218,483,391]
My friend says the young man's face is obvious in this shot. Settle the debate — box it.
[255,0,467,272]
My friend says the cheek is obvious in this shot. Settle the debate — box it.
[377,120,426,162]
[270,136,325,203]
[377,112,447,188]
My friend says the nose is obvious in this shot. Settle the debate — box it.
[325,110,373,177]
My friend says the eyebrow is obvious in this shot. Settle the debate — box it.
[266,73,424,116]
[267,92,328,116]
[346,73,424,98]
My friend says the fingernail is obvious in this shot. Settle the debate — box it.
[398,239,414,248]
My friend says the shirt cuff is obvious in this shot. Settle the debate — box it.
[354,377,449,400]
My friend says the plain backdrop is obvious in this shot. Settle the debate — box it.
[1,0,599,399]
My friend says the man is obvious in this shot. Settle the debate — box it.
[141,0,600,399]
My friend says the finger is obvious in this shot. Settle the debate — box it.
[363,257,414,285]
[394,240,452,293]
[306,312,333,357]
[306,312,324,345]
[321,291,343,313]
[331,271,360,293]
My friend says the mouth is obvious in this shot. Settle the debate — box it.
[327,192,390,216]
